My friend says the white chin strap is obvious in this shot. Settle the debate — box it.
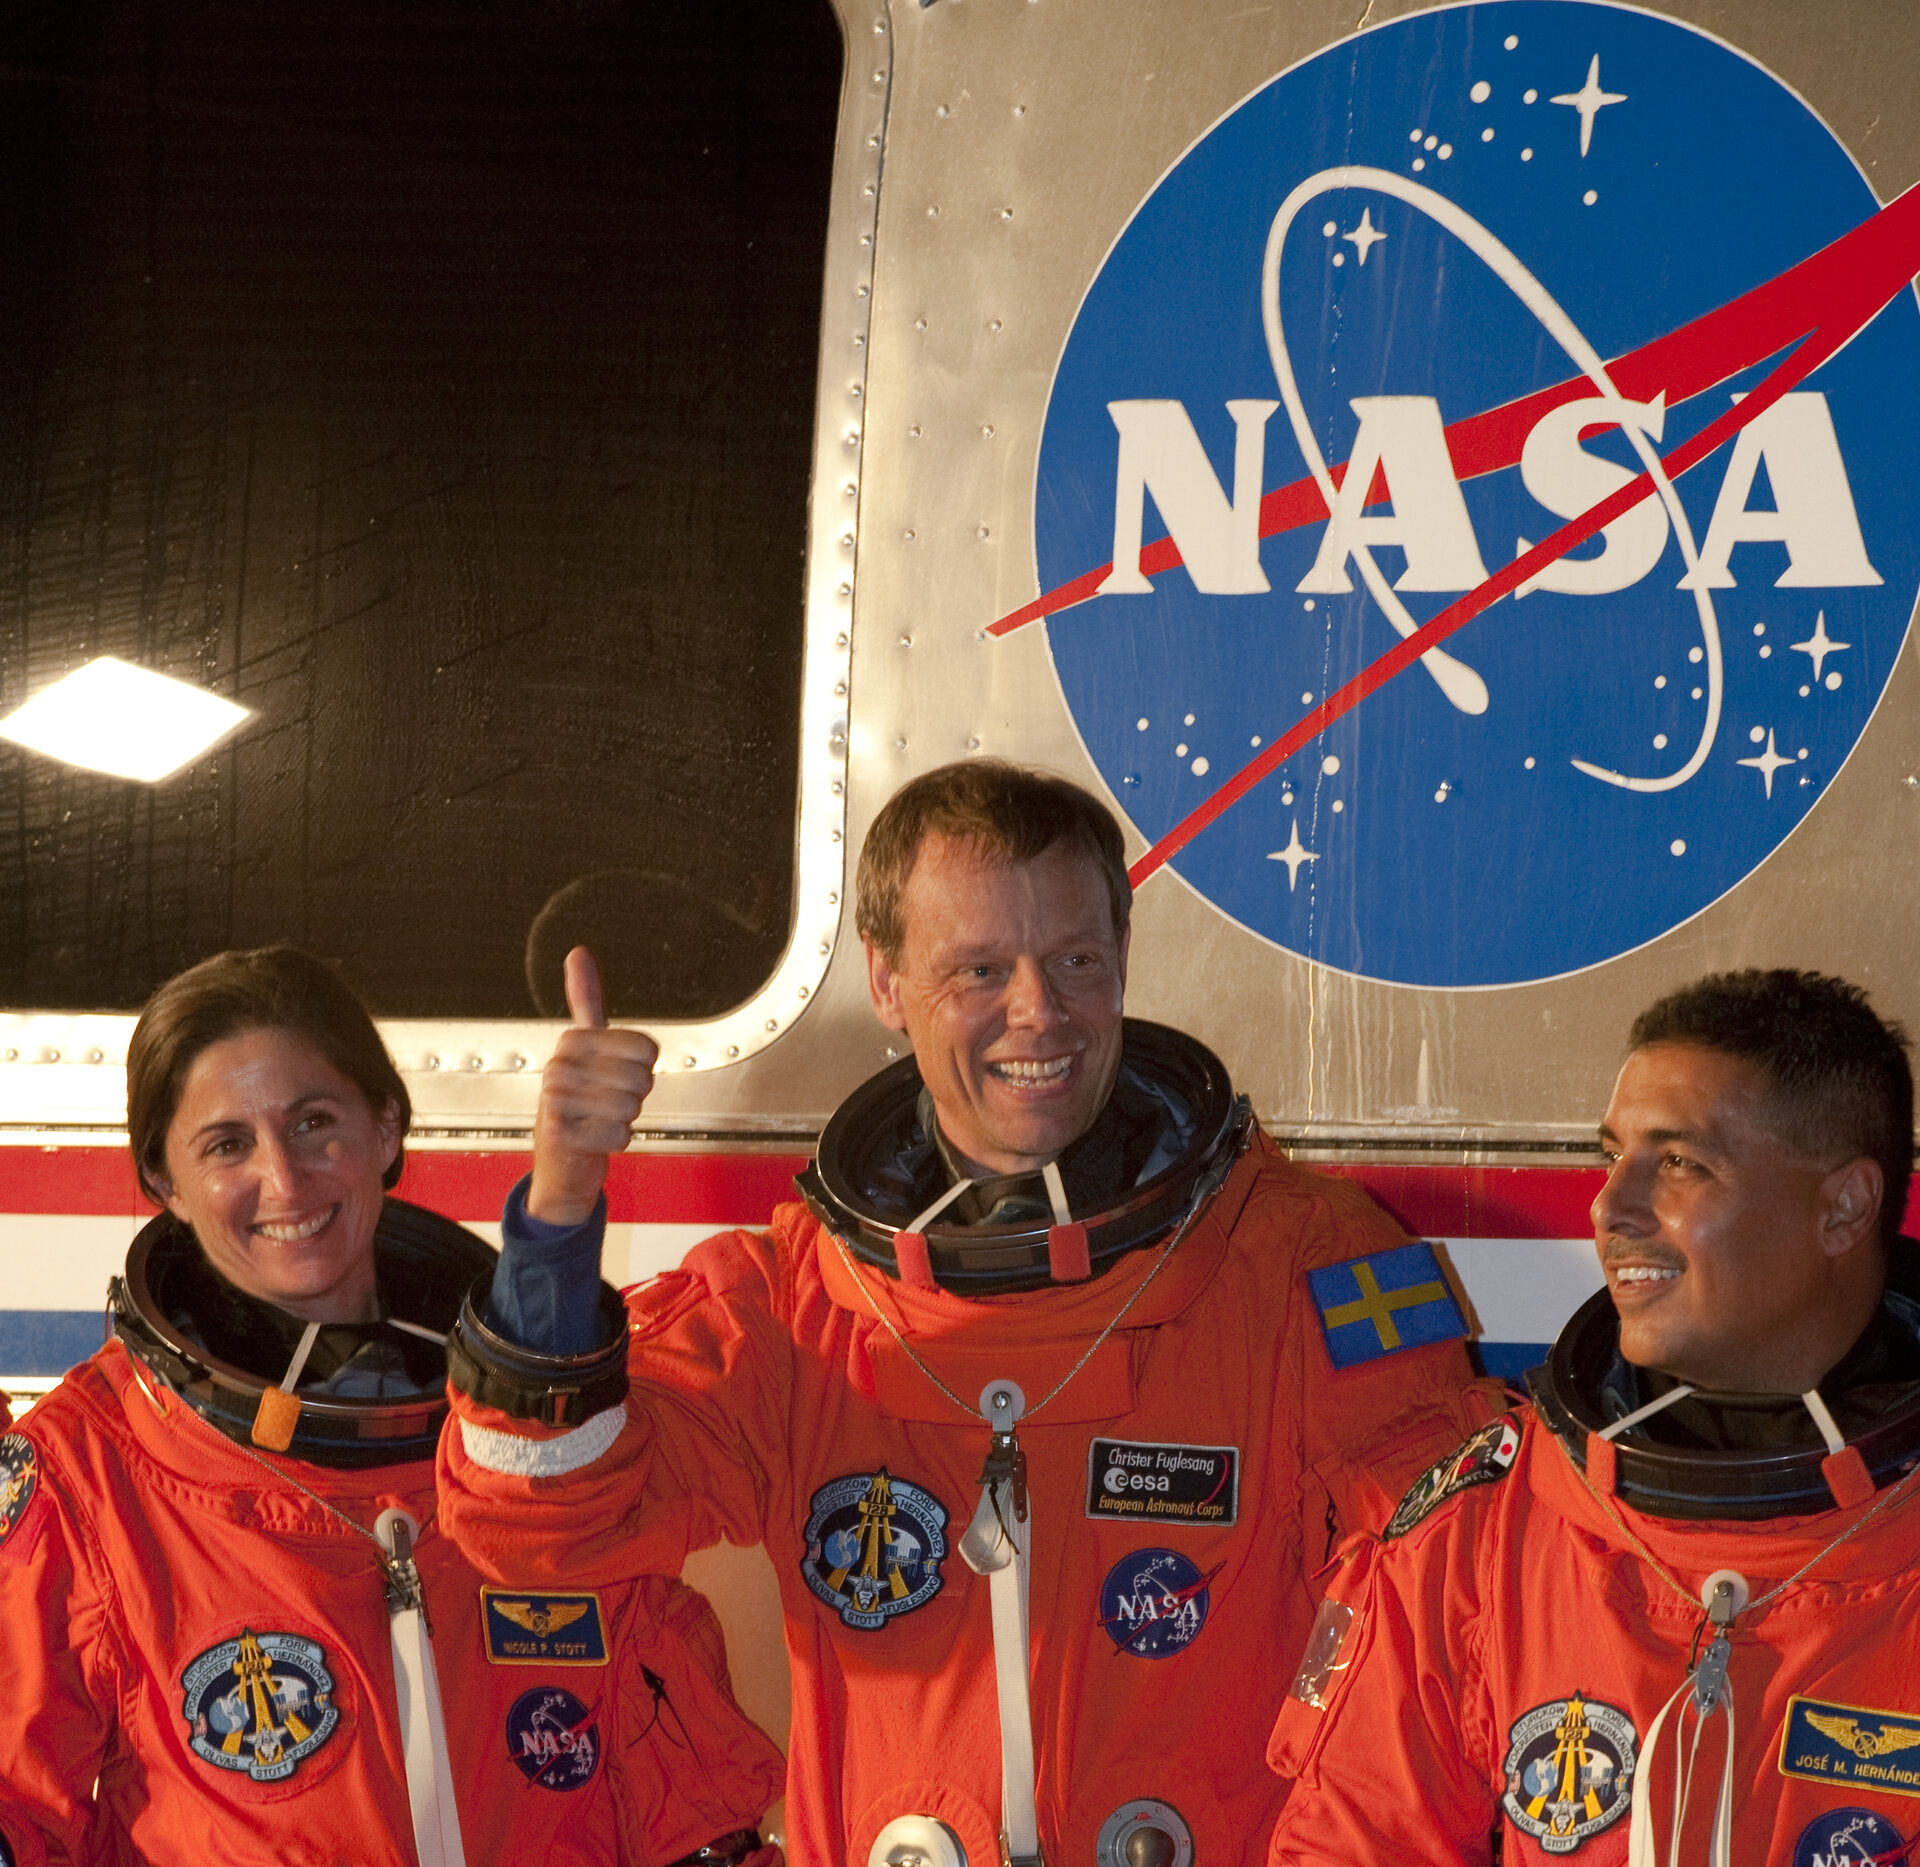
[958,1382,1042,1867]
[375,1509,467,1867]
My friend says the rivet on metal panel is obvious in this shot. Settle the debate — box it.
[1013,103,1027,117]
[425,1055,441,1071]
[842,532,855,547]
[798,987,810,1000]
[936,104,950,118]
[832,779,845,795]
[467,1056,484,1071]
[836,633,849,648]
[998,206,1013,220]
[980,424,994,437]
[895,738,907,751]
[850,381,863,395]
[844,428,860,447]
[827,891,839,905]
[976,525,990,539]
[926,205,940,219]
[967,737,981,751]
[885,1047,899,1060]
[3,1049,15,1062]
[857,283,870,297]
[908,425,921,439]
[844,481,857,496]
[45,1049,60,1063]
[510,1055,527,1071]
[726,1045,740,1058]
[834,681,848,697]
[914,318,927,331]
[903,529,916,541]
[867,134,879,149]
[683,1054,697,1069]
[831,830,842,844]
[88,1048,103,1064]
[854,333,866,347]
[766,1018,780,1032]
[873,17,886,31]
[872,69,884,83]
[863,183,875,197]
[897,634,912,647]
[859,234,872,248]
[990,318,1003,332]
[837,583,851,599]
[820,942,831,955]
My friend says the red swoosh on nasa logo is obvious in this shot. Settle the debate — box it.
[1090,178,1920,885]
[990,180,1920,640]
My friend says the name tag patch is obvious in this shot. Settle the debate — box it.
[1780,1696,1920,1797]
[1085,1439,1239,1527]
[481,1590,609,1666]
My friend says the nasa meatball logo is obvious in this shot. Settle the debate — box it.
[1501,1692,1637,1852]
[800,1467,949,1631]
[1022,1,1920,988]
[180,1629,339,1783]
[1097,1548,1220,1659]
[1794,1809,1909,1867]
[506,1686,602,1791]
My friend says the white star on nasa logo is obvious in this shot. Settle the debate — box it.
[1737,729,1795,798]
[1267,820,1319,890]
[1790,610,1850,682]
[1342,208,1387,266]
[1551,54,1627,158]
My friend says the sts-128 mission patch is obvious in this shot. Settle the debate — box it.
[1502,1693,1637,1853]
[800,1467,949,1631]
[0,1435,38,1549]
[180,1629,340,1784]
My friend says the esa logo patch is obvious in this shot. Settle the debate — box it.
[506,1686,601,1790]
[1385,1415,1522,1540]
[0,1434,38,1548]
[800,1467,949,1631]
[1781,1696,1920,1797]
[180,1629,339,1783]
[1793,1808,1908,1867]
[481,1589,608,1666]
[1501,1693,1637,1853]
[1097,1549,1219,1659]
[1085,1439,1239,1526]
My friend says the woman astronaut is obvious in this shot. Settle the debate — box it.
[0,946,783,1867]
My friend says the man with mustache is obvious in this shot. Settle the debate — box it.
[437,760,1498,1867]
[1266,969,1920,1867]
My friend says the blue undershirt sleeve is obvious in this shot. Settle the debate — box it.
[485,1175,614,1354]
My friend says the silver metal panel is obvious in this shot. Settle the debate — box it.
[5,0,1918,1152]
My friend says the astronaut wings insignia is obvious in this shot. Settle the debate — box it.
[493,1600,591,1638]
[1804,1712,1920,1760]
[1782,1695,1920,1792]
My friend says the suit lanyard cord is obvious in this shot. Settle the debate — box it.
[827,1175,1217,1867]
[1561,1392,1920,1867]
[176,1381,469,1867]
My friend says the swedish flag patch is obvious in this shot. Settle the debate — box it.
[1308,1241,1469,1369]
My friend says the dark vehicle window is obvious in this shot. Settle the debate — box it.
[0,0,841,1019]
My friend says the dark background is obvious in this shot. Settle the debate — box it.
[0,0,842,1018]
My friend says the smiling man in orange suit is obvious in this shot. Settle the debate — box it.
[437,759,1499,1867]
[1267,969,1920,1867]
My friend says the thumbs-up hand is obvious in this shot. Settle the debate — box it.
[527,947,660,1228]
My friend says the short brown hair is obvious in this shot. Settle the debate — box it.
[856,760,1131,965]
[127,946,411,1205]
[1630,969,1913,1248]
